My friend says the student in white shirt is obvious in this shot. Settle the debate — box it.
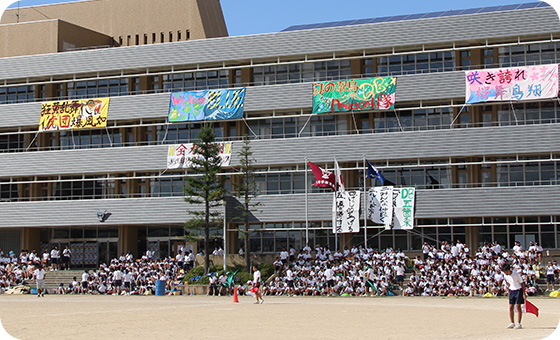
[253,265,263,304]
[33,264,46,297]
[502,263,526,329]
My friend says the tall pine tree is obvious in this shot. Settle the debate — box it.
[184,123,226,274]
[232,136,261,272]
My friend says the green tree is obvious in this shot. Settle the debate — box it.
[232,136,261,272]
[184,123,226,274]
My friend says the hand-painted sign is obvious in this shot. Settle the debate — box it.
[39,98,110,131]
[313,77,396,114]
[465,64,558,104]
[392,187,415,230]
[168,88,245,122]
[167,142,232,169]
[333,190,360,233]
[367,186,394,230]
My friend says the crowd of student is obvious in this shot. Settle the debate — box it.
[0,247,193,295]
[1,240,558,297]
[261,245,408,297]
[262,241,555,297]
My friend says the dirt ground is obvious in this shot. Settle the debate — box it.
[0,294,559,340]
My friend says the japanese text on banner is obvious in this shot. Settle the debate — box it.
[313,77,396,114]
[392,187,415,230]
[465,64,558,104]
[367,186,394,229]
[39,98,110,131]
[167,142,232,169]
[332,191,360,234]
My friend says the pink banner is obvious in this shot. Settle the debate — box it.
[465,64,558,103]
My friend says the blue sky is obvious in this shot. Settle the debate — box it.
[0,0,559,36]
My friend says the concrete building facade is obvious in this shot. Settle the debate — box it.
[0,1,559,266]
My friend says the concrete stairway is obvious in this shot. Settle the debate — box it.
[31,270,83,290]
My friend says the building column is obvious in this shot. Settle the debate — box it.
[118,225,138,257]
[339,233,353,251]
[21,227,41,252]
[226,229,237,255]
[465,223,479,251]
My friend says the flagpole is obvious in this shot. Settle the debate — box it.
[363,156,367,248]
[305,158,309,246]
[334,157,338,251]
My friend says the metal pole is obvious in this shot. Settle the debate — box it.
[363,156,367,248]
[305,159,309,246]
[223,200,227,272]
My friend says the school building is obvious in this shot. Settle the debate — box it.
[0,0,559,267]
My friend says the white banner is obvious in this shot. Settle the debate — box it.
[465,64,559,104]
[367,186,394,229]
[392,187,415,230]
[333,190,360,234]
[167,142,232,169]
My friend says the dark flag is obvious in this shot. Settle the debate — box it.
[308,161,336,191]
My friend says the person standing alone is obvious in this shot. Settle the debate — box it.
[33,263,46,297]
[253,265,264,304]
[502,263,526,329]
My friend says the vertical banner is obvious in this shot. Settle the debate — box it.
[167,142,232,169]
[392,187,415,230]
[367,186,394,229]
[168,88,246,122]
[313,77,396,114]
[333,191,361,234]
[465,64,558,104]
[39,98,110,131]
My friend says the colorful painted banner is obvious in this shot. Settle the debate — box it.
[168,88,246,122]
[392,187,415,230]
[167,142,232,169]
[465,64,558,104]
[332,190,360,234]
[367,186,394,229]
[39,98,110,131]
[312,77,396,114]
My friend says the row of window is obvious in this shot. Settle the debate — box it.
[1,42,558,104]
[27,216,560,258]
[1,158,560,201]
[253,60,352,86]
[2,99,554,153]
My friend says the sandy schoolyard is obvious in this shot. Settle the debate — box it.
[0,295,559,340]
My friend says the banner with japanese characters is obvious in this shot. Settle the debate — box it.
[167,142,232,169]
[392,187,415,230]
[39,98,110,131]
[465,64,558,104]
[332,190,360,234]
[312,77,396,114]
[168,88,246,122]
[367,186,394,229]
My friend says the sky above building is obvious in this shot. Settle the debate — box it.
[0,0,559,36]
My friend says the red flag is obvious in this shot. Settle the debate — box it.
[308,161,336,191]
[525,300,539,317]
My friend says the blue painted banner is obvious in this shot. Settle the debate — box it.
[168,88,246,122]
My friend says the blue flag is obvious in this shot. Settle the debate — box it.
[366,160,388,185]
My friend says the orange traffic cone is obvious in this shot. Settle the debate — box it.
[232,286,239,303]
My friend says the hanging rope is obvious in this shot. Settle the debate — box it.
[25,131,40,151]
[105,126,114,147]
[161,123,170,143]
[351,111,360,134]
[449,103,468,127]
[297,115,313,137]
[393,109,404,132]
[242,118,258,139]
[510,101,519,125]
